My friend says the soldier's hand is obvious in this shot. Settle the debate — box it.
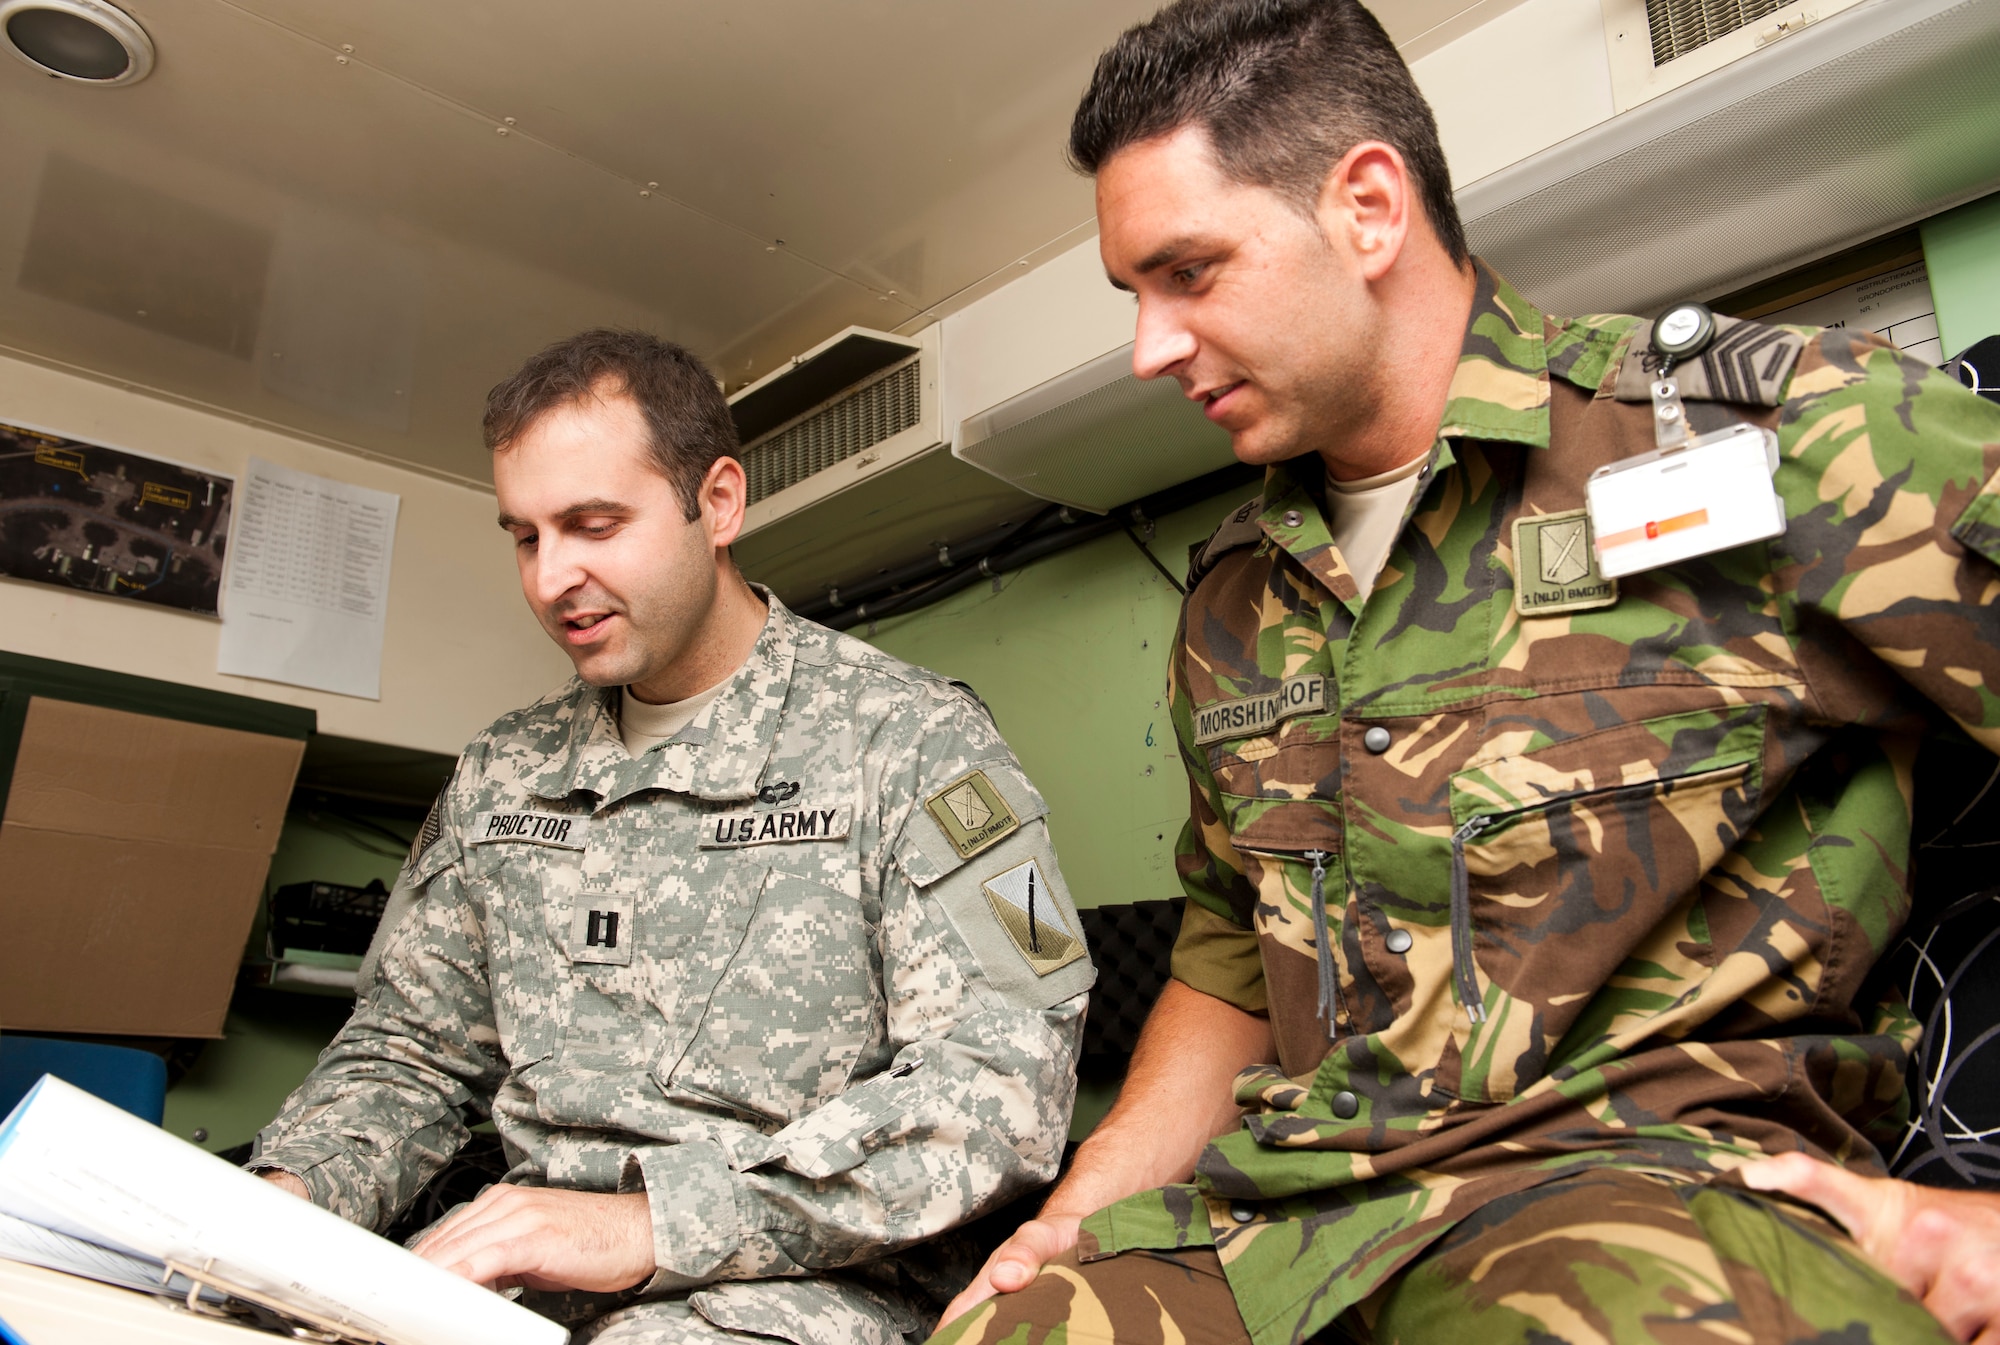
[257,1170,310,1200]
[411,1183,655,1294]
[1743,1152,2000,1343]
[937,1213,1083,1328]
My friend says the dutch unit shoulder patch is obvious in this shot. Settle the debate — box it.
[924,769,1020,860]
[982,858,1083,976]
[1512,509,1618,616]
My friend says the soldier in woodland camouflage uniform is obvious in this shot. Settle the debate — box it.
[252,330,1093,1344]
[935,3,2000,1343]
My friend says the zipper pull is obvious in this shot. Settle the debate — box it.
[1450,818,1492,1025]
[1304,849,1337,1035]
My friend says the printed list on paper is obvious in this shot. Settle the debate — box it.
[217,458,399,700]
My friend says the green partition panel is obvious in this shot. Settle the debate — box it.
[1922,190,2000,360]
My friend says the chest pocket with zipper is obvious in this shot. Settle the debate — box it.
[1203,708,1347,1074]
[1439,705,1766,1104]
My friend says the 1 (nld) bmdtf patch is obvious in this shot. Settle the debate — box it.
[924,769,1019,860]
[1512,508,1617,616]
[982,858,1083,976]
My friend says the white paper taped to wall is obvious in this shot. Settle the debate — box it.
[218,456,399,700]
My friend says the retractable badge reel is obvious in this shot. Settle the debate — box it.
[1585,302,1786,579]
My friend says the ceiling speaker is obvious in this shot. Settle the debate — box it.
[1,0,153,85]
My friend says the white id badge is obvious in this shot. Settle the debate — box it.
[1586,422,1785,579]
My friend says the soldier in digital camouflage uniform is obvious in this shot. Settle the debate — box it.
[252,330,1093,1344]
[933,3,2000,1343]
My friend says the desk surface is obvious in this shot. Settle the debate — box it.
[0,1258,270,1344]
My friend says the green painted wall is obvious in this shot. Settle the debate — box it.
[1922,190,2000,358]
[864,485,1254,910]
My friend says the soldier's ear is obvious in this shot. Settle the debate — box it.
[1316,140,1410,284]
[700,456,749,550]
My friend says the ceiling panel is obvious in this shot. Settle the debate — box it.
[0,0,1501,485]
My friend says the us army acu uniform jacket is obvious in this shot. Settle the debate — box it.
[255,596,1094,1341]
[1077,265,2000,1345]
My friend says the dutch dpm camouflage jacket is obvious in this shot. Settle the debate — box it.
[1078,265,2000,1345]
[254,596,1093,1334]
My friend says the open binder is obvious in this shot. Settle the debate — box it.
[0,1075,567,1344]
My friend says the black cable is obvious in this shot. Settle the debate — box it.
[817,462,1257,632]
[1123,525,1186,595]
[795,504,1065,622]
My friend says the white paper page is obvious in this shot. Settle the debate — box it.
[217,457,399,700]
[0,1078,565,1345]
[1764,260,1944,366]
[0,1210,223,1302]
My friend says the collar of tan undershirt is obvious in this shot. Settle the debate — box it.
[1323,452,1431,599]
[618,674,732,758]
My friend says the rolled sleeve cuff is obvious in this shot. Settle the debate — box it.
[1170,899,1268,1013]
[248,1138,372,1222]
[622,1139,744,1293]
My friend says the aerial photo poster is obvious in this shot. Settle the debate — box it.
[0,418,232,616]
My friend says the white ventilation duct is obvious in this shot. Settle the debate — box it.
[953,344,1230,514]
[730,325,942,539]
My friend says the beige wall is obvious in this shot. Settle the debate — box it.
[0,351,573,756]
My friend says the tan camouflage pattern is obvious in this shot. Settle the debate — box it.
[929,1169,1950,1345]
[254,594,1093,1339]
[1082,264,2000,1345]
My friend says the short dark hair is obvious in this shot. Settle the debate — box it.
[1069,0,1469,265]
[483,328,739,521]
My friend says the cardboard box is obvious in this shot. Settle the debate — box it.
[0,696,305,1037]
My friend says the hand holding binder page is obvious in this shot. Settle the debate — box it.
[0,1077,564,1345]
[248,331,1093,1341]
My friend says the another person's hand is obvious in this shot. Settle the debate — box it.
[258,1170,310,1200]
[937,1213,1083,1328]
[410,1183,654,1294]
[1743,1152,2000,1343]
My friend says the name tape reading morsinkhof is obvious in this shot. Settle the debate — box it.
[1193,675,1330,746]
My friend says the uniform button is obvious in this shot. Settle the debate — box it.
[1332,1091,1359,1119]
[1363,726,1392,754]
[1385,928,1413,955]
[1282,510,1303,528]
[1230,1202,1256,1224]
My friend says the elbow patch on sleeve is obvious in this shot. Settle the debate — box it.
[1170,899,1267,1013]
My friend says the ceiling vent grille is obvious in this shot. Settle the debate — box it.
[740,356,922,505]
[1647,0,1785,64]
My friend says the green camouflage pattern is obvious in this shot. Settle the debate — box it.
[254,595,1093,1339]
[1360,1170,1953,1345]
[1088,264,2000,1345]
[929,1170,1951,1345]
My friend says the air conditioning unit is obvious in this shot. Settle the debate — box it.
[730,324,942,538]
[1467,0,2000,320]
[1599,0,1868,112]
